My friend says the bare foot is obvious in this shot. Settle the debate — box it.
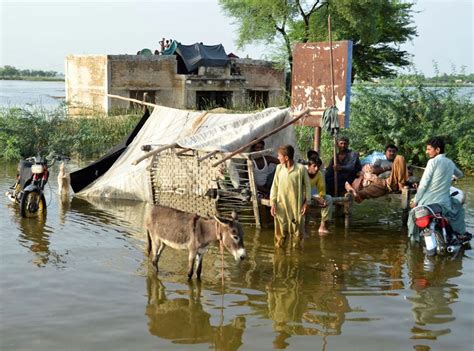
[318,224,329,234]
[345,182,363,203]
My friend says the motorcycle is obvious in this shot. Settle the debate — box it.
[6,155,69,218]
[413,187,472,257]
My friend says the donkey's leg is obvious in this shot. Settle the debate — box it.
[196,252,205,280]
[187,250,197,279]
[153,240,165,271]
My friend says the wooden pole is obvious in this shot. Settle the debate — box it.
[197,150,220,163]
[132,143,178,165]
[175,148,193,156]
[328,14,339,196]
[211,108,310,167]
[90,91,159,108]
[314,127,321,154]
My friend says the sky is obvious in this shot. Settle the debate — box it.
[0,0,472,77]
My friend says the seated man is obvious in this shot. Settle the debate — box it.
[352,144,400,191]
[408,137,467,240]
[250,140,279,197]
[345,146,409,203]
[307,157,333,234]
[325,136,361,196]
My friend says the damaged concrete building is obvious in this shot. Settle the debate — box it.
[65,42,285,113]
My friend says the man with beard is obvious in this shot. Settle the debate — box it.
[325,136,361,196]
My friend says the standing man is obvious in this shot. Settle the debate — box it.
[325,136,362,196]
[270,145,312,248]
[408,137,466,240]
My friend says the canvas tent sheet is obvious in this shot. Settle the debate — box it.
[76,106,297,202]
[70,109,150,193]
[175,43,230,73]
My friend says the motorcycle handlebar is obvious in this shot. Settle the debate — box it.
[24,154,70,166]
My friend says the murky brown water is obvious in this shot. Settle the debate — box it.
[1,161,473,351]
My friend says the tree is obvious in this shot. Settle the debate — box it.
[219,0,417,81]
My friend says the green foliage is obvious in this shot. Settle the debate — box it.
[346,77,474,173]
[219,0,417,81]
[0,104,142,161]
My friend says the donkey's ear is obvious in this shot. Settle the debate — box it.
[231,211,239,221]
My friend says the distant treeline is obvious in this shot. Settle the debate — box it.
[0,65,64,81]
[358,72,474,86]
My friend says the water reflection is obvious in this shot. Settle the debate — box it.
[263,248,352,349]
[68,196,148,240]
[406,242,462,342]
[145,275,245,350]
[10,207,70,268]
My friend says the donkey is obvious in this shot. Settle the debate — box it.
[145,205,246,279]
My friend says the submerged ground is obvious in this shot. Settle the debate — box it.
[0,161,473,351]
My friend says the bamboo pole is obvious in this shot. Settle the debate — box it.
[90,91,159,108]
[132,143,178,165]
[211,108,310,167]
[197,150,220,163]
[175,148,193,156]
[328,14,339,196]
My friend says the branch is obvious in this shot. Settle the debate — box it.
[296,0,322,42]
[296,0,321,20]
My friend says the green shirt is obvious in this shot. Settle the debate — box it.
[270,162,311,229]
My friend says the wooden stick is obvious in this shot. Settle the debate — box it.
[132,143,178,165]
[211,108,310,167]
[90,91,159,108]
[175,148,193,156]
[197,150,220,163]
[328,14,339,196]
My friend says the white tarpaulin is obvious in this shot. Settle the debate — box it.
[77,106,298,202]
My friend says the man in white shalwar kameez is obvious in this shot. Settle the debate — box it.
[408,137,466,240]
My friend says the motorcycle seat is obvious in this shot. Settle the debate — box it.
[424,203,443,215]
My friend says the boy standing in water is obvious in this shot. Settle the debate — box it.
[270,145,311,248]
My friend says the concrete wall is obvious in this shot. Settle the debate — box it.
[65,54,286,113]
[183,77,246,109]
[107,55,185,110]
[235,59,286,106]
[65,55,108,113]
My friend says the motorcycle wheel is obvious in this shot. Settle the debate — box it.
[20,190,46,218]
[434,228,447,255]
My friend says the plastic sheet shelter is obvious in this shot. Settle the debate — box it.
[73,106,298,202]
[175,43,230,73]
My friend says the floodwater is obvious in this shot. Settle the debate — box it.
[0,80,473,109]
[0,161,473,351]
[0,80,65,108]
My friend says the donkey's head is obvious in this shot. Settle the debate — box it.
[214,211,246,261]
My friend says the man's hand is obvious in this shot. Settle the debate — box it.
[316,197,327,208]
[271,204,276,217]
[410,201,417,209]
[333,164,342,171]
[301,202,308,215]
